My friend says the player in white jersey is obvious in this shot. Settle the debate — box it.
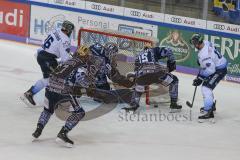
[21,20,74,106]
[190,33,228,122]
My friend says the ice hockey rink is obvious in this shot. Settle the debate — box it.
[0,39,239,160]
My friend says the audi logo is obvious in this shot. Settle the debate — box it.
[213,24,225,30]
[171,17,182,23]
[91,4,101,10]
[130,11,141,17]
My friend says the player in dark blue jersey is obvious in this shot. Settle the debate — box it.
[123,46,182,112]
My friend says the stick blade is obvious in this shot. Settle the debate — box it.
[186,101,193,108]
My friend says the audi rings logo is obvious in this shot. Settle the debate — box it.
[91,4,101,10]
[213,24,225,30]
[130,10,141,17]
[171,17,182,23]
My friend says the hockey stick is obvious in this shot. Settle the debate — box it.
[186,85,197,108]
[186,69,201,108]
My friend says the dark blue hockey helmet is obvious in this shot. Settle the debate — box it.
[190,33,204,46]
[89,43,105,56]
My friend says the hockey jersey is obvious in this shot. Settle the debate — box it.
[135,47,175,70]
[39,29,71,62]
[89,43,112,85]
[198,41,227,78]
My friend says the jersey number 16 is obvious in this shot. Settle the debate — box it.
[43,35,54,49]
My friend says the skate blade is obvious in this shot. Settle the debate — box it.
[198,118,215,123]
[20,95,35,107]
[200,110,216,114]
[56,137,73,148]
[121,107,138,113]
[169,108,182,113]
[32,137,39,142]
[20,95,42,108]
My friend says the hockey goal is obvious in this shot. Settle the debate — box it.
[77,28,169,106]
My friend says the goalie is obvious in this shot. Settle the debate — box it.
[123,46,182,112]
[31,43,134,147]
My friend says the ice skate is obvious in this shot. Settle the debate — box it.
[32,123,44,141]
[198,109,215,123]
[169,101,182,113]
[20,86,36,107]
[200,101,216,114]
[56,127,74,148]
[122,104,140,113]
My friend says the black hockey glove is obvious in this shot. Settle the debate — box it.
[167,60,176,72]
[192,77,203,86]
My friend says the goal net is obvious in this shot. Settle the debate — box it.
[77,28,169,105]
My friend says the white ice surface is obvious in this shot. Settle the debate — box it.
[0,40,239,160]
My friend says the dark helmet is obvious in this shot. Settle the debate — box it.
[89,43,105,56]
[190,33,204,46]
[61,20,75,37]
[104,42,118,59]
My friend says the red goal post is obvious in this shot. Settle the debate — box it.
[77,28,166,105]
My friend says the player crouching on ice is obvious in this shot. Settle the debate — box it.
[190,33,227,123]
[32,43,134,147]
[122,45,182,113]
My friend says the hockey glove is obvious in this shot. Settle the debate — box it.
[167,60,176,72]
[126,72,136,82]
[192,77,203,86]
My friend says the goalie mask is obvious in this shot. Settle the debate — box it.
[75,45,90,62]
[61,20,75,37]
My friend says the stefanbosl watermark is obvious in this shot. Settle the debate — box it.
[118,110,193,122]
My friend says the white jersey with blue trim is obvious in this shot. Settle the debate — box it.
[198,41,227,78]
[40,29,71,62]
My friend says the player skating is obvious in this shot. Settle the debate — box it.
[21,20,74,106]
[190,33,227,123]
[32,43,134,147]
[122,46,182,113]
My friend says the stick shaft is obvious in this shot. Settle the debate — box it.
[190,86,197,107]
